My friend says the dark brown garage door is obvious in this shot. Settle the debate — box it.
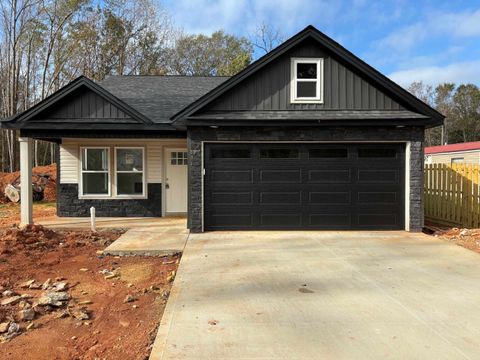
[204,143,405,230]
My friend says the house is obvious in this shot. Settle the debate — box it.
[425,142,480,165]
[0,26,444,232]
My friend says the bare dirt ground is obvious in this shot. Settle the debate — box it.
[0,194,179,359]
[425,222,480,254]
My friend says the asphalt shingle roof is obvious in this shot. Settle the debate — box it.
[98,75,229,124]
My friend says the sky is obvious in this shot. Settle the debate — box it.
[162,0,480,88]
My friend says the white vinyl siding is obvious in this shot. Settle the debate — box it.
[59,144,79,183]
[59,139,186,186]
[147,143,162,183]
[427,150,480,165]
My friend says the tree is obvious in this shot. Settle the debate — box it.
[434,83,455,145]
[167,30,252,76]
[450,84,480,143]
[407,81,441,147]
[249,22,285,55]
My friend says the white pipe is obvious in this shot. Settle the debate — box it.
[90,206,96,232]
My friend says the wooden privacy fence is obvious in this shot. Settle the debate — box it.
[424,164,480,228]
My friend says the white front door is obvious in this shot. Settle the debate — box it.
[165,149,188,213]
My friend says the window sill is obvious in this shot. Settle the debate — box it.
[290,99,324,104]
[78,195,147,200]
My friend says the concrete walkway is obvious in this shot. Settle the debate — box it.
[103,217,189,256]
[38,216,179,230]
[150,231,480,360]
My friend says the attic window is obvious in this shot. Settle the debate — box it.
[291,58,323,103]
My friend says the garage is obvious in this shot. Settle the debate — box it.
[204,143,405,230]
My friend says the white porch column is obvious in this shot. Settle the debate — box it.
[19,137,33,226]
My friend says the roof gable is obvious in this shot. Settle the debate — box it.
[172,26,444,125]
[203,38,405,113]
[14,76,152,125]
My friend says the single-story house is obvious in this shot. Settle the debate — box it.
[0,26,444,232]
[425,142,480,165]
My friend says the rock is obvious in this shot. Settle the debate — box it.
[104,273,117,280]
[71,309,89,320]
[42,279,52,290]
[17,308,35,321]
[26,322,35,330]
[29,283,41,289]
[127,283,134,288]
[79,268,89,272]
[124,295,135,303]
[52,282,68,291]
[1,296,22,306]
[8,322,20,333]
[38,291,70,307]
[18,301,31,309]
[71,336,77,340]
[132,305,139,309]
[96,250,104,255]
[167,271,176,283]
[56,311,69,319]
[2,290,14,297]
[20,294,33,299]
[77,300,92,305]
[0,322,9,333]
[55,277,66,281]
[19,280,35,288]
[460,229,469,236]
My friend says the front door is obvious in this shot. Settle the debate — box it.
[165,149,188,214]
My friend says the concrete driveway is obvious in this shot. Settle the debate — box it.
[150,231,480,360]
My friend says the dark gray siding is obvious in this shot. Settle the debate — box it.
[187,126,424,233]
[204,39,404,112]
[33,87,135,123]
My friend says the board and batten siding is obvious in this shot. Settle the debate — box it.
[59,139,187,184]
[204,39,404,112]
[427,151,480,165]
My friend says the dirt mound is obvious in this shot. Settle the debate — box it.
[0,164,57,203]
[0,225,60,255]
[0,224,121,256]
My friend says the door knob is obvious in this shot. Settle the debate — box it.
[165,183,170,189]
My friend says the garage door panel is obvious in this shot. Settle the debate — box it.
[210,192,253,205]
[204,143,405,230]
[207,213,254,227]
[260,169,301,183]
[260,192,302,205]
[357,169,399,183]
[211,170,253,183]
[308,169,351,183]
[260,213,302,227]
[357,213,398,227]
[309,213,351,227]
[309,191,351,205]
[357,191,398,204]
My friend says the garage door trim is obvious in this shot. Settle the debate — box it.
[201,141,411,231]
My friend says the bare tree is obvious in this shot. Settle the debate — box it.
[249,22,285,55]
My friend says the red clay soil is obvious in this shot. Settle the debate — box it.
[0,164,57,203]
[0,202,56,228]
[428,225,480,254]
[0,225,179,360]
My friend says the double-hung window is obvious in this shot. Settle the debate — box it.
[115,147,145,197]
[291,58,323,103]
[80,147,110,196]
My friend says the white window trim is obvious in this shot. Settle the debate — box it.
[79,147,111,199]
[290,58,324,104]
[114,147,147,199]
